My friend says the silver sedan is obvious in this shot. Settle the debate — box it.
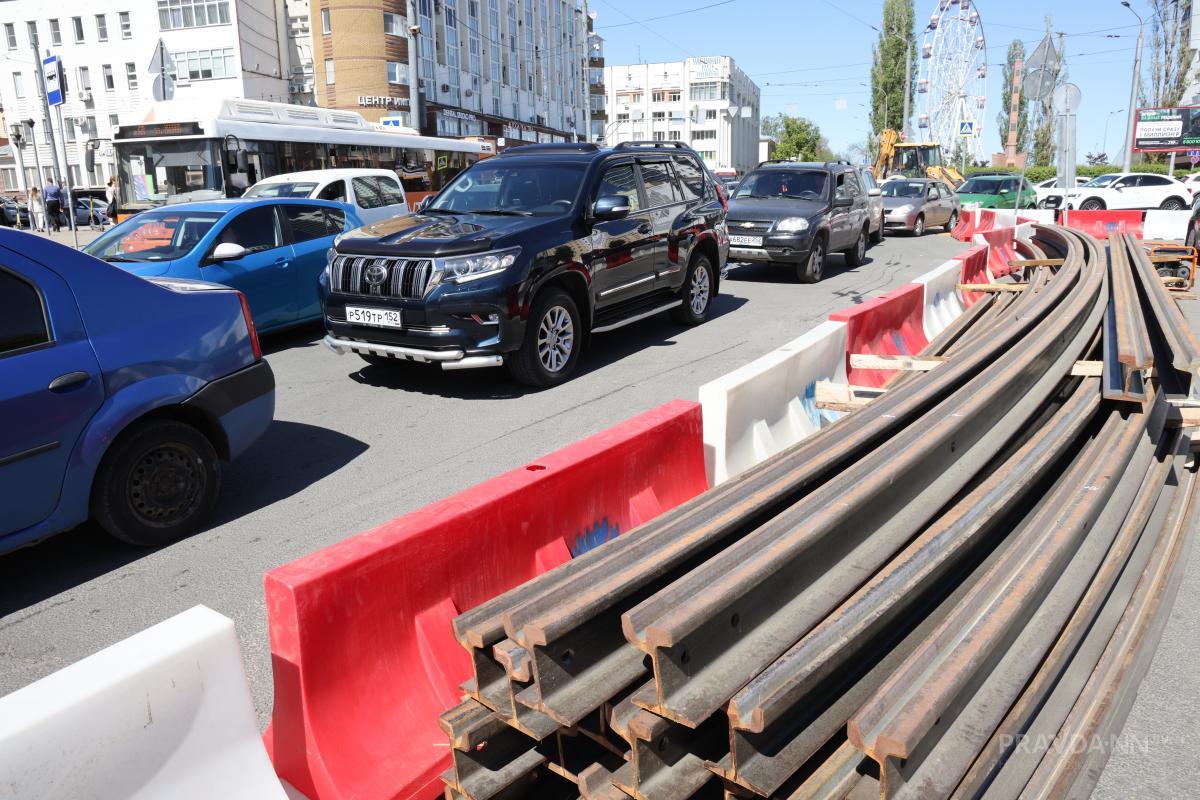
[881,178,962,236]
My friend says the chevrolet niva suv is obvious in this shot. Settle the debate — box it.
[319,141,729,387]
[725,160,876,283]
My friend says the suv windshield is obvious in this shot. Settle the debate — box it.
[244,181,319,198]
[958,177,1016,195]
[430,162,586,215]
[734,170,827,200]
[84,210,224,262]
[881,181,926,198]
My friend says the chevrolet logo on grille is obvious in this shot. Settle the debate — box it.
[741,222,756,228]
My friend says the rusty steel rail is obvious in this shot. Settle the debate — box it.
[1127,232,1200,399]
[436,226,1198,800]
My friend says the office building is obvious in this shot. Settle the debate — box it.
[314,0,593,143]
[0,0,291,197]
[603,56,760,175]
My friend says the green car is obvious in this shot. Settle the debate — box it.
[955,175,1038,209]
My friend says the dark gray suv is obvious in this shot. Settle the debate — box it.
[725,161,873,283]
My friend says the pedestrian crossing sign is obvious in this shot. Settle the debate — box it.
[958,120,974,137]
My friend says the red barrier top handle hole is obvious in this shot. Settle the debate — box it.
[526,464,547,471]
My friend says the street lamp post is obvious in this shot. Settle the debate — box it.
[1102,109,1123,161]
[1120,1,1144,173]
[409,24,424,134]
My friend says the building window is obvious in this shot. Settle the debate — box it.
[70,164,83,187]
[171,47,236,80]
[72,16,84,42]
[49,18,61,46]
[65,119,77,142]
[102,64,115,90]
[321,8,331,33]
[652,131,666,141]
[692,129,716,141]
[616,112,629,121]
[96,14,108,41]
[119,12,132,38]
[325,58,335,85]
[386,61,407,84]
[689,82,726,102]
[125,62,138,90]
[4,24,16,49]
[12,72,23,99]
[383,12,402,34]
[78,66,91,91]
[109,113,119,128]
[705,109,717,120]
[697,150,716,161]
[26,21,36,45]
[158,0,232,30]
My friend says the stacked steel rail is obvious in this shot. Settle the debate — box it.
[438,226,1199,800]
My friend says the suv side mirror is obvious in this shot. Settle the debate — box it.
[209,242,246,262]
[868,188,882,197]
[831,196,852,208]
[593,194,632,220]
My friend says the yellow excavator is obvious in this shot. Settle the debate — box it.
[872,129,964,186]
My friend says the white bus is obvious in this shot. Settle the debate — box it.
[112,98,488,218]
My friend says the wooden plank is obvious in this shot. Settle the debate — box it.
[1009,258,1065,267]
[849,354,947,371]
[1167,406,1200,428]
[814,380,885,411]
[1071,360,1104,377]
[957,283,1027,293]
[1149,255,1192,263]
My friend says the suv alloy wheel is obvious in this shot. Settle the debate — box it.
[912,214,925,237]
[508,288,582,388]
[798,236,825,283]
[671,254,715,325]
[946,209,959,232]
[844,227,867,268]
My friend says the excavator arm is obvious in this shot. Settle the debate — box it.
[873,129,899,180]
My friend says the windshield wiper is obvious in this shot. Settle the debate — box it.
[472,209,534,216]
[100,255,145,262]
[424,207,464,215]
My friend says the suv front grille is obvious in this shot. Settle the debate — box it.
[727,219,775,234]
[330,254,435,299]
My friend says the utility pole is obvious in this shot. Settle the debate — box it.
[1121,1,1144,173]
[32,33,78,245]
[30,38,64,188]
[901,38,912,138]
[409,24,424,134]
[23,118,45,233]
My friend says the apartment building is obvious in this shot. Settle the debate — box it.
[603,56,760,175]
[314,0,593,142]
[286,0,316,104]
[0,0,290,197]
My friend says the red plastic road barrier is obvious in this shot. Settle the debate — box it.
[955,245,990,308]
[830,283,928,388]
[262,400,706,800]
[951,208,976,241]
[976,226,1021,279]
[1057,209,1144,239]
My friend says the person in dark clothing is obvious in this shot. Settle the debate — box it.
[43,179,63,232]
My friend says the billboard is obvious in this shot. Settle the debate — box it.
[1133,106,1200,152]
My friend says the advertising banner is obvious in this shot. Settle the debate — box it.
[1134,107,1200,152]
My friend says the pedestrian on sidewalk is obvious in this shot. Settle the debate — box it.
[29,188,46,233]
[43,179,63,232]
[105,176,119,228]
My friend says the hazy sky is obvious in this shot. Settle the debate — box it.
[595,0,1160,163]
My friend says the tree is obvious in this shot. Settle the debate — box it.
[1085,151,1109,166]
[761,113,824,161]
[996,40,1030,155]
[1142,0,1193,109]
[869,0,916,134]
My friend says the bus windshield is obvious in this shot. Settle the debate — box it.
[116,139,225,207]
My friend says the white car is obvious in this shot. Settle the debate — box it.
[244,168,410,223]
[1033,176,1089,208]
[1048,172,1192,211]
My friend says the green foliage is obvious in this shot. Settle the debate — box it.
[762,114,825,162]
[962,162,1198,184]
[996,40,1030,154]
[869,0,916,133]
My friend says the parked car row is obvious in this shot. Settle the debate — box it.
[1042,172,1192,211]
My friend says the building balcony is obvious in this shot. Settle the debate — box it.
[589,57,604,68]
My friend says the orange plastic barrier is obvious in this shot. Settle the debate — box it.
[955,245,991,307]
[1058,209,1145,239]
[830,283,928,388]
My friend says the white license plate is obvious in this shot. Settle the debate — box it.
[345,305,403,329]
[729,235,763,247]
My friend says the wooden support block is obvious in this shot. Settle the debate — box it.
[814,380,885,411]
[1071,360,1104,377]
[1149,255,1191,263]
[1167,406,1200,428]
[957,283,1027,293]
[1009,258,1065,267]
[849,354,947,371]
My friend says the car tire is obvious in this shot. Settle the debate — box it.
[92,419,221,547]
[869,221,883,245]
[912,214,926,237]
[1187,222,1198,249]
[1080,198,1105,211]
[844,227,868,268]
[508,288,582,388]
[670,253,715,326]
[358,353,396,368]
[945,210,959,232]
[797,235,825,283]
[1161,197,1186,211]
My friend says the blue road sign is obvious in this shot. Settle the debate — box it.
[43,55,63,106]
[958,120,975,137]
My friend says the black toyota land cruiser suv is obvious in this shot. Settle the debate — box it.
[319,141,729,387]
[725,160,874,283]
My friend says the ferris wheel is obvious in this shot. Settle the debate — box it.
[915,0,988,163]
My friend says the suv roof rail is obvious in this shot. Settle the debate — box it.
[502,142,600,155]
[613,140,689,151]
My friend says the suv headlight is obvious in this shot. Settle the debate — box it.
[776,217,810,233]
[434,246,522,286]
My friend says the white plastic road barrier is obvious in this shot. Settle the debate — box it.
[700,320,849,485]
[0,606,288,800]
[914,260,966,341]
[992,210,1018,229]
[1143,210,1192,242]
[1016,209,1056,226]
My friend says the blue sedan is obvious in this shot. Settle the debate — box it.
[84,198,362,333]
[0,229,274,552]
